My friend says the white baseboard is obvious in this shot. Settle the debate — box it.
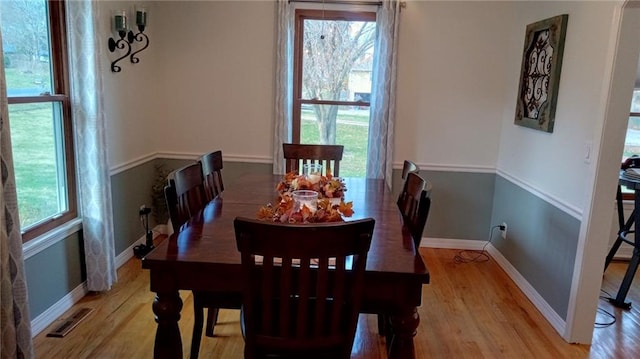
[31,225,165,337]
[485,243,566,335]
[420,237,567,337]
[30,282,88,336]
[421,237,488,250]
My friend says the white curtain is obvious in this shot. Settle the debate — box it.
[367,0,401,188]
[66,1,116,291]
[0,30,34,358]
[273,0,294,175]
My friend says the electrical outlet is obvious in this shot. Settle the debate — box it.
[501,222,507,239]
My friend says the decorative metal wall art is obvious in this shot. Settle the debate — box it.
[514,14,568,133]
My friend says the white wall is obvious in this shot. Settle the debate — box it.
[100,0,164,169]
[98,1,622,194]
[497,1,619,212]
[153,0,276,162]
[100,0,516,171]
[395,0,514,171]
[101,0,276,168]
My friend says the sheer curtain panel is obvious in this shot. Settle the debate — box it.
[273,0,294,174]
[367,0,401,188]
[66,1,117,291]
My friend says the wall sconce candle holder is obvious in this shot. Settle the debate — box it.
[108,30,134,72]
[108,8,149,73]
[130,24,149,64]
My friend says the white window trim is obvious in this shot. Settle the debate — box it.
[22,218,83,259]
[293,2,377,12]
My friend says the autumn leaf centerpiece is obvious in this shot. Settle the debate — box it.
[258,171,353,223]
[276,170,347,200]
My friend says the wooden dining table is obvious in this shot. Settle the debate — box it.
[142,173,430,359]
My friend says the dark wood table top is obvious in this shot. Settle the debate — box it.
[143,173,429,281]
[142,173,429,359]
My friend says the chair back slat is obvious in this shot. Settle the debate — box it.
[200,150,224,201]
[235,217,374,358]
[296,256,311,338]
[260,256,274,336]
[283,143,344,176]
[279,256,293,336]
[313,256,329,337]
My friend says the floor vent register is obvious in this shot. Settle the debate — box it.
[46,307,94,338]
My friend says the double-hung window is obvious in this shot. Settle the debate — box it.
[1,0,77,242]
[293,8,376,177]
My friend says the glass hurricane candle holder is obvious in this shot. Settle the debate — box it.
[303,164,323,184]
[292,190,318,214]
[113,10,128,33]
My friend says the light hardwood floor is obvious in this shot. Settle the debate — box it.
[33,247,640,358]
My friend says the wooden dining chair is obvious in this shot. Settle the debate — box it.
[164,162,208,234]
[164,161,235,359]
[199,150,224,202]
[380,171,432,337]
[397,160,420,206]
[283,143,344,176]
[401,159,420,180]
[397,171,431,252]
[234,217,375,359]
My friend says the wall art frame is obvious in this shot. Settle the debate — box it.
[514,14,568,133]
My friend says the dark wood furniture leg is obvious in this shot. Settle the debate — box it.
[152,291,183,359]
[191,306,204,359]
[205,308,219,337]
[604,185,634,270]
[608,187,640,309]
[387,306,419,359]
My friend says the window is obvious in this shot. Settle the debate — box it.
[293,9,376,177]
[625,90,640,161]
[1,0,77,242]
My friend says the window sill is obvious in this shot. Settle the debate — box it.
[22,218,83,259]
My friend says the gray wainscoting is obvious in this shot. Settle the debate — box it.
[22,159,502,321]
[111,158,192,255]
[24,231,84,317]
[490,175,580,320]
[417,170,496,241]
[389,169,496,241]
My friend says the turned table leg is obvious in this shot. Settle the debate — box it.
[152,291,183,359]
[387,307,419,359]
